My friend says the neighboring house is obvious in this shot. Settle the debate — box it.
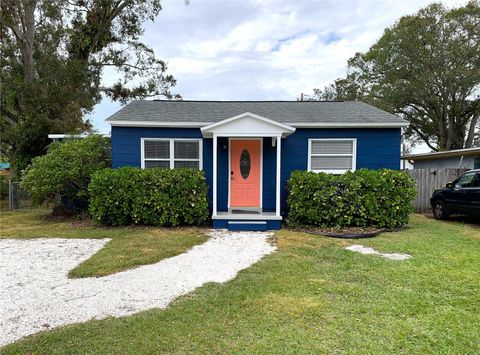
[0,162,11,176]
[107,100,408,230]
[402,148,480,170]
[48,133,110,142]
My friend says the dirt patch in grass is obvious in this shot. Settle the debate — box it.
[250,294,322,317]
[274,230,330,250]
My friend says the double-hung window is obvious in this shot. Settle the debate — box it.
[141,138,202,170]
[308,139,356,174]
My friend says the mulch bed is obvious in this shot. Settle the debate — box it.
[297,226,405,239]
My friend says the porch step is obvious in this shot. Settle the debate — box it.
[212,219,281,231]
[228,221,267,231]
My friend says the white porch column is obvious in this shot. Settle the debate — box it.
[212,134,218,217]
[275,135,281,217]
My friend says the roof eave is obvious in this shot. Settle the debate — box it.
[402,148,480,160]
[107,120,409,129]
[286,122,408,128]
[106,120,210,128]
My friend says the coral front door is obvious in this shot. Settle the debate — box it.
[230,139,261,208]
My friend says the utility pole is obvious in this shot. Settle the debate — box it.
[300,93,309,101]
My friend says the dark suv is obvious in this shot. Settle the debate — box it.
[430,169,480,220]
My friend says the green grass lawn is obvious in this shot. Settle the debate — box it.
[1,214,479,353]
[0,211,208,277]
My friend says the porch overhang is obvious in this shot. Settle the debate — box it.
[205,113,291,223]
[200,112,295,138]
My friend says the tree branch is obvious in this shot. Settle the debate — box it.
[0,106,20,126]
[410,125,438,151]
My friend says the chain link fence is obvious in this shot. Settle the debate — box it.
[0,175,8,210]
[8,181,35,210]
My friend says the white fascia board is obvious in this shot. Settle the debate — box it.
[48,133,110,139]
[200,112,296,132]
[287,122,409,128]
[107,119,408,129]
[107,120,211,127]
[200,112,296,139]
[48,134,88,139]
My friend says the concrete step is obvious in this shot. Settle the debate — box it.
[228,221,268,231]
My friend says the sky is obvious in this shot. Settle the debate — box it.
[89,0,465,153]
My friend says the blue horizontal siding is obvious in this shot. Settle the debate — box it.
[111,126,401,215]
[280,128,401,210]
[213,219,281,230]
[111,127,203,169]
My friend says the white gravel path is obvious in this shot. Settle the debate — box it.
[0,230,275,346]
[345,244,411,260]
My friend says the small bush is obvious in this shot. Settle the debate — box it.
[89,167,209,227]
[286,169,416,228]
[20,135,111,213]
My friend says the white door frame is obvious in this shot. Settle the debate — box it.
[228,137,263,210]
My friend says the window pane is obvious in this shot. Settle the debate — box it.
[144,140,169,159]
[311,140,353,155]
[311,156,352,170]
[145,160,169,169]
[455,173,475,188]
[240,149,251,179]
[473,173,480,188]
[174,141,199,159]
[174,160,199,169]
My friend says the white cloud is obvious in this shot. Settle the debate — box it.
[89,0,467,133]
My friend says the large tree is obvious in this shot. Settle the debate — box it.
[0,0,179,173]
[308,1,480,151]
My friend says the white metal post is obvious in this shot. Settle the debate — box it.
[212,135,217,216]
[276,135,281,217]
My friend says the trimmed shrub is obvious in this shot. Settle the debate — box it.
[286,169,416,228]
[89,167,209,226]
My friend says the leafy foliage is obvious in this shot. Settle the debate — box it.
[308,2,480,151]
[89,167,209,227]
[286,169,416,228]
[20,135,111,211]
[1,0,179,173]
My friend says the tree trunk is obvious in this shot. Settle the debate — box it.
[22,0,36,83]
[465,115,479,148]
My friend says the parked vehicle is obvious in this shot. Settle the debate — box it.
[430,169,480,220]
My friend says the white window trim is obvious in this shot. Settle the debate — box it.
[141,138,203,170]
[308,138,357,174]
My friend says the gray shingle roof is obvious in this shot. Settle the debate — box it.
[106,100,407,126]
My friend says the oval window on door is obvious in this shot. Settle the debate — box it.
[240,149,251,179]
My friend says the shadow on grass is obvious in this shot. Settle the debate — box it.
[424,213,479,228]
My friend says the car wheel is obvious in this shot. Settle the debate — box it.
[433,201,448,220]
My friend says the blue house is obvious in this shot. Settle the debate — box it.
[107,100,408,230]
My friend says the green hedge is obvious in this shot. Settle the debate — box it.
[286,169,416,228]
[89,167,209,226]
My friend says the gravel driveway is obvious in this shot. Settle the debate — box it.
[0,230,275,346]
